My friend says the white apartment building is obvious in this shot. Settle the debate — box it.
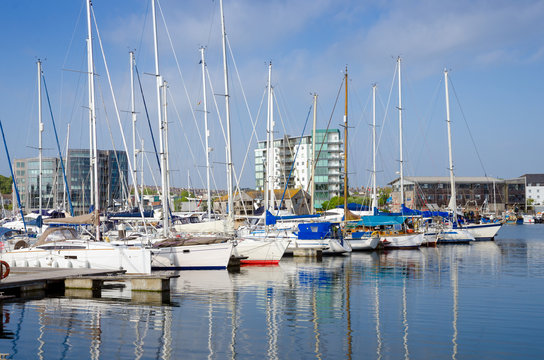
[255,129,343,209]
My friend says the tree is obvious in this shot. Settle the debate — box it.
[0,175,12,194]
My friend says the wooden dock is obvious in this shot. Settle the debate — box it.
[0,268,178,301]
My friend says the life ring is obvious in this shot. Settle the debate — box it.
[371,231,379,237]
[0,260,10,279]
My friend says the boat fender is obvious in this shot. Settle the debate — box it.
[0,260,10,279]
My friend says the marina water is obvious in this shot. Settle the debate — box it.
[1,224,543,359]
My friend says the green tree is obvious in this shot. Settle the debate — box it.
[0,175,12,194]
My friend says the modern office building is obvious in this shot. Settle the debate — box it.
[254,129,342,209]
[14,149,128,215]
[388,176,525,212]
[13,157,64,212]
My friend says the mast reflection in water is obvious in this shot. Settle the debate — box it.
[1,225,544,359]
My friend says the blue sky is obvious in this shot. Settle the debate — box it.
[0,0,543,192]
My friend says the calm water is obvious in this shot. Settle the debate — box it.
[1,224,544,359]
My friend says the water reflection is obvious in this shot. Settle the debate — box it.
[1,225,544,358]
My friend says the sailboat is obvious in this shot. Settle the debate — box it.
[145,0,233,270]
[344,83,380,250]
[378,57,424,249]
[2,0,152,274]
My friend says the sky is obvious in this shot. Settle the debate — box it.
[0,0,543,193]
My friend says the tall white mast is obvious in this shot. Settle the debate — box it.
[220,0,234,225]
[265,61,275,212]
[152,0,168,235]
[140,139,145,199]
[397,56,405,211]
[310,93,317,214]
[371,84,378,212]
[444,69,457,224]
[87,0,99,240]
[343,67,348,220]
[37,59,43,224]
[130,51,138,209]
[63,123,70,211]
[163,79,171,214]
[200,47,212,219]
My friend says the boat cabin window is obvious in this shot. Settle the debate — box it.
[42,228,78,242]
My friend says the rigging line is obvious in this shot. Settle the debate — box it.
[59,1,85,126]
[136,0,150,62]
[66,52,86,139]
[143,150,161,195]
[167,89,206,188]
[226,36,257,130]
[135,64,161,170]
[95,79,131,207]
[277,104,313,216]
[449,77,488,177]
[412,76,443,174]
[204,66,227,196]
[274,86,305,191]
[92,9,148,226]
[374,63,397,180]
[156,0,206,155]
[206,66,228,144]
[225,37,266,207]
[0,118,27,232]
[41,73,74,216]
[349,86,372,185]
[306,75,345,194]
[234,86,267,200]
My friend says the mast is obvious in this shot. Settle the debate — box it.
[200,47,212,219]
[130,51,138,208]
[87,0,100,241]
[140,139,145,200]
[397,56,405,212]
[152,0,169,235]
[220,0,234,224]
[444,69,457,224]
[37,59,43,224]
[343,66,348,220]
[371,84,378,212]
[63,124,70,211]
[310,93,317,214]
[265,61,274,212]
[163,79,171,216]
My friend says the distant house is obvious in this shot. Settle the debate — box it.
[521,174,544,206]
[214,189,312,216]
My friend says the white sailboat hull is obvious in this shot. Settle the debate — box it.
[381,233,424,249]
[348,236,380,251]
[437,228,475,243]
[2,242,152,274]
[151,242,233,270]
[233,238,289,264]
[463,223,502,240]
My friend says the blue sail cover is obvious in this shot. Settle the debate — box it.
[0,227,23,239]
[265,210,277,225]
[357,216,405,227]
[297,222,334,239]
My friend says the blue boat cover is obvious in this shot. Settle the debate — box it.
[0,227,23,238]
[337,203,370,211]
[265,210,277,225]
[357,216,405,227]
[297,222,334,239]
